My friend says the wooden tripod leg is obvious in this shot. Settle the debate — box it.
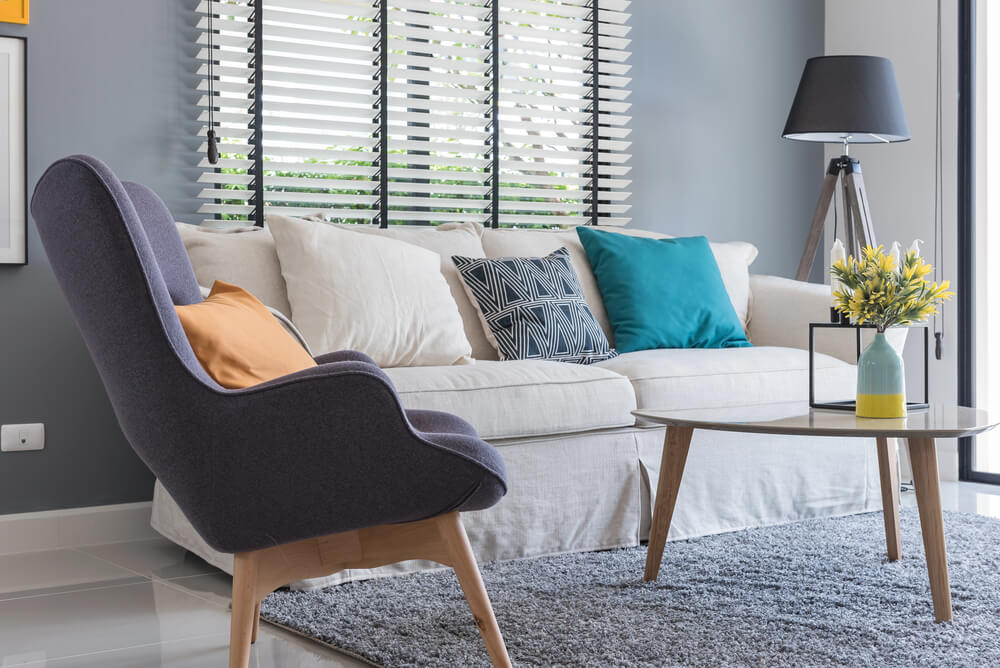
[796,171,840,280]
[876,437,902,561]
[842,173,858,256]
[844,169,875,252]
[645,426,694,581]
[847,169,876,247]
[229,552,259,668]
[437,514,512,668]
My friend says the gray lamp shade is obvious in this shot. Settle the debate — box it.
[782,55,910,144]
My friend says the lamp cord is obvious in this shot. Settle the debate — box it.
[206,0,219,164]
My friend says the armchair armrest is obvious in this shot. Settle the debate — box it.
[313,349,377,366]
[748,274,906,364]
[184,360,505,553]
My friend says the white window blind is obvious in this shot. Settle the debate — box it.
[497,0,630,226]
[196,0,256,222]
[196,0,630,228]
[385,0,493,224]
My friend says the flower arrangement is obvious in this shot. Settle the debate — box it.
[830,245,953,333]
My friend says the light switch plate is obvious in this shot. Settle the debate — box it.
[1,423,44,452]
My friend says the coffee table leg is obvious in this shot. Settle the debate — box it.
[906,437,953,622]
[644,426,694,582]
[875,437,902,561]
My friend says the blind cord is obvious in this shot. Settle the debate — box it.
[206,0,219,165]
[934,0,944,359]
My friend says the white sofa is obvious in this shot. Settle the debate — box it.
[153,222,882,589]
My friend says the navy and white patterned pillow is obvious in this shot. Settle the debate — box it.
[452,247,617,365]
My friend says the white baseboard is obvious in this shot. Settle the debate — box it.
[0,501,156,555]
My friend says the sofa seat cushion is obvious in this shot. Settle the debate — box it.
[383,360,637,440]
[595,346,855,411]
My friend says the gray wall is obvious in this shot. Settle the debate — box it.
[0,0,201,514]
[629,0,825,278]
[0,0,825,515]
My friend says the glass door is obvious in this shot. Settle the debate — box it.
[964,0,1000,482]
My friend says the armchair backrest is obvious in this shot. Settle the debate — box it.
[31,155,224,458]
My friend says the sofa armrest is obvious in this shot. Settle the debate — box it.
[748,274,862,363]
[748,274,834,348]
[748,274,907,364]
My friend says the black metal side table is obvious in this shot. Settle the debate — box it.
[808,321,929,412]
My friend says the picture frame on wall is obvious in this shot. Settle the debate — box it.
[0,35,25,265]
[0,1,28,25]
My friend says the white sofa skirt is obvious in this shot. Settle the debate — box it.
[151,426,881,590]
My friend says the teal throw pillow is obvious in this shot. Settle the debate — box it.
[576,227,750,352]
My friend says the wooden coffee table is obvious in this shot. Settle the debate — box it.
[634,403,997,622]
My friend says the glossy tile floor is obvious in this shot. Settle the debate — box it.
[0,536,366,666]
[3,481,1000,667]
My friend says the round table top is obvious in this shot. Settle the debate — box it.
[632,403,997,439]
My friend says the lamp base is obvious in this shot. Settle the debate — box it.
[796,155,875,281]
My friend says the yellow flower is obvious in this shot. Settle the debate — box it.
[829,245,954,331]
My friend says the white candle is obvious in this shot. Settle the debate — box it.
[830,238,846,301]
[889,241,901,267]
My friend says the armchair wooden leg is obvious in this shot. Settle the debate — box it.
[225,513,510,667]
[229,552,259,668]
[437,514,513,668]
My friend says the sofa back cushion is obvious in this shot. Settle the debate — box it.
[267,214,474,367]
[329,221,496,360]
[177,221,498,360]
[176,224,292,317]
[452,248,617,365]
[575,229,750,351]
[177,221,757,360]
[482,227,757,347]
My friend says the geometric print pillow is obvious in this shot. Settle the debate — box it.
[452,247,618,365]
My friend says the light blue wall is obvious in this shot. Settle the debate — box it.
[0,0,201,514]
[628,0,825,279]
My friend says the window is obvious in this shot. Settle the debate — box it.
[195,0,631,228]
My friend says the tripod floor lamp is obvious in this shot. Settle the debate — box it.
[783,56,910,281]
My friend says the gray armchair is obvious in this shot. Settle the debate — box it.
[30,155,512,668]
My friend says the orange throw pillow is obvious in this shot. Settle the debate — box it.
[175,281,316,389]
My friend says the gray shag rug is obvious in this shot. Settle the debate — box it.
[260,509,1000,667]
